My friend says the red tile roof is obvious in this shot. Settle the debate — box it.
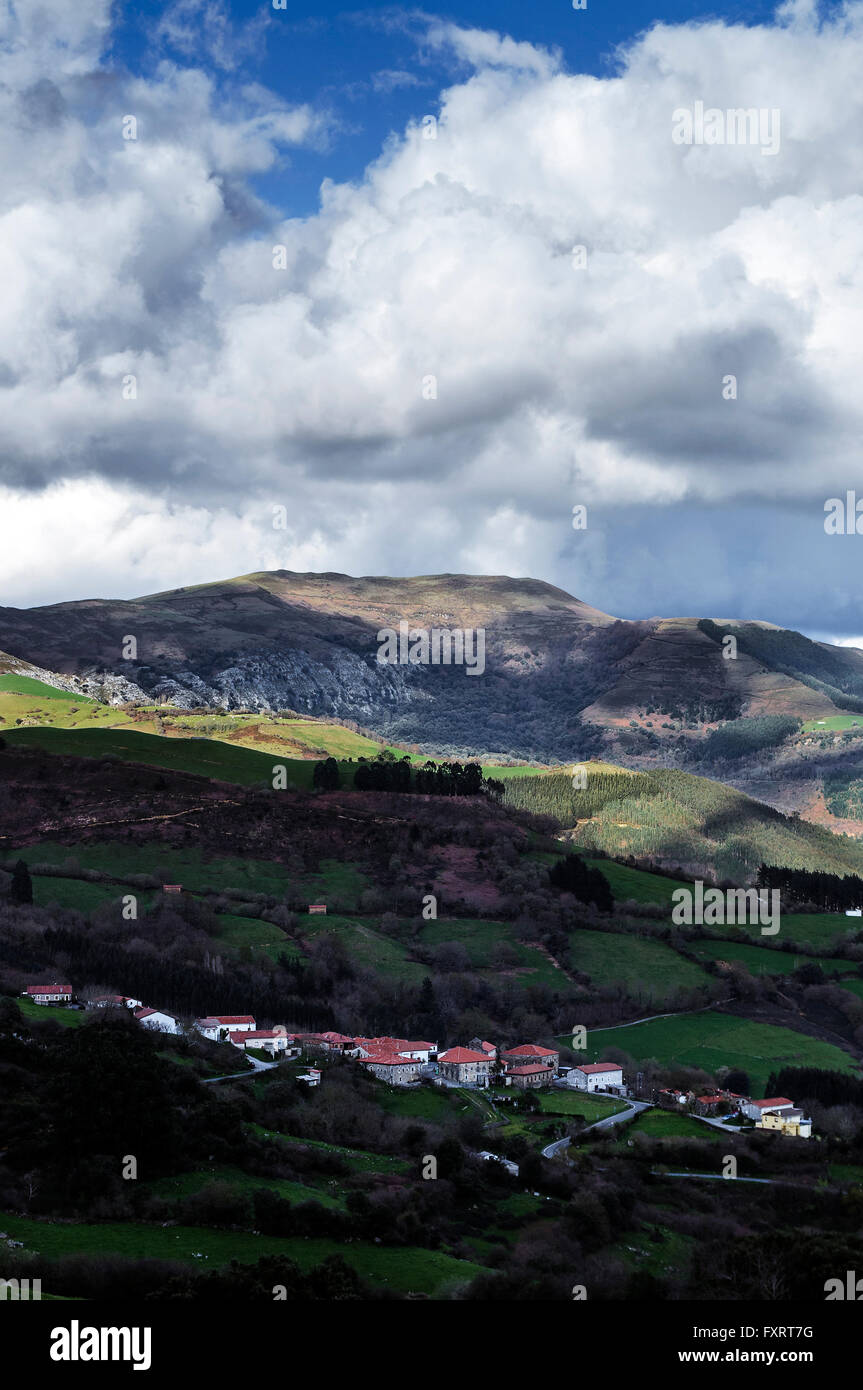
[751,1097,793,1109]
[362,1053,420,1067]
[578,1062,622,1074]
[439,1046,489,1064]
[207,1015,255,1026]
[502,1044,557,1058]
[509,1064,554,1076]
[25,984,72,995]
[229,1029,283,1042]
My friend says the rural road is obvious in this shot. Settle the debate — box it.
[541,1097,652,1158]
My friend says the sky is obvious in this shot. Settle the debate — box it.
[1,0,862,643]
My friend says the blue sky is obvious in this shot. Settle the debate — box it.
[111,0,783,217]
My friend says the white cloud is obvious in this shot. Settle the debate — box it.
[1,1,862,626]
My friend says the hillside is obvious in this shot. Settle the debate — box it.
[2,571,863,769]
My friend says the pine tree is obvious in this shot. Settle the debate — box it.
[10,859,32,904]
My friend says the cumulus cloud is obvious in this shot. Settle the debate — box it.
[0,0,861,629]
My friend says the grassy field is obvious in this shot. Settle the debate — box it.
[248,1125,410,1174]
[0,674,87,701]
[587,859,693,906]
[533,1090,627,1121]
[568,1011,859,1094]
[0,1212,484,1296]
[145,1164,346,1210]
[11,995,86,1027]
[620,1109,724,1142]
[801,716,863,732]
[4,726,293,787]
[375,1086,457,1122]
[419,918,564,988]
[568,929,710,1003]
[14,841,368,909]
[686,938,858,978]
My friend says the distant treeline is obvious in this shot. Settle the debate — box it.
[699,714,801,762]
[757,862,863,912]
[350,754,486,796]
[766,1067,863,1109]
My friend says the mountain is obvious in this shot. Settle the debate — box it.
[2,570,863,770]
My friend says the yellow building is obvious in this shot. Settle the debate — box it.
[756,1108,812,1138]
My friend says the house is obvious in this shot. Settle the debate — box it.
[194,1015,256,1041]
[297,1068,321,1086]
[163,885,183,895]
[500,1044,559,1073]
[360,1052,423,1085]
[133,1008,182,1035]
[740,1096,795,1123]
[438,1046,491,1087]
[656,1088,692,1109]
[757,1108,812,1139]
[508,1064,554,1090]
[297,1031,357,1055]
[845,908,862,917]
[309,904,327,915]
[355,1036,434,1064]
[228,1029,290,1056]
[570,1062,625,1093]
[87,995,142,1010]
[23,984,73,1005]
[468,1038,497,1062]
[694,1094,732,1118]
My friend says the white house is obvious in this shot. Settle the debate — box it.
[570,1062,625,1093]
[194,1015,256,1041]
[228,1029,290,1056]
[23,984,72,1005]
[134,1007,182,1035]
[297,1068,321,1086]
[740,1096,795,1122]
[846,908,862,917]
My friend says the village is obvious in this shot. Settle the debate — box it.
[21,982,814,1139]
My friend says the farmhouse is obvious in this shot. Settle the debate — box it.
[468,1038,497,1062]
[228,1029,290,1056]
[87,995,142,1010]
[355,1036,435,1063]
[570,1062,625,1093]
[23,984,72,1005]
[134,1007,182,1035]
[501,1044,559,1073]
[438,1046,491,1087]
[740,1096,795,1122]
[297,1068,321,1086]
[360,1052,423,1085]
[508,1063,554,1090]
[195,1015,256,1041]
[297,1031,357,1055]
[757,1108,812,1139]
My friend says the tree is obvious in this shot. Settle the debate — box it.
[313,757,341,791]
[10,859,33,904]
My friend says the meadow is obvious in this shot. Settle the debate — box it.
[566,1011,859,1095]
